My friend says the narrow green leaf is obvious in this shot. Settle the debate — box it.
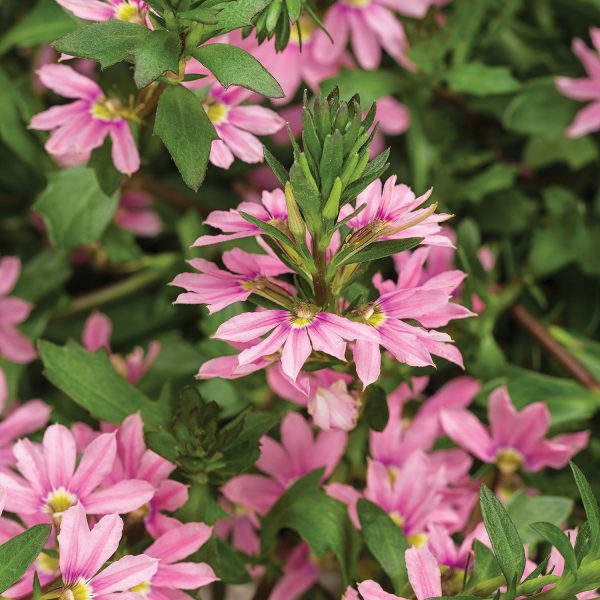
[200,0,270,39]
[193,44,283,98]
[39,340,164,429]
[263,147,289,185]
[463,540,503,593]
[54,20,151,68]
[357,499,409,592]
[154,84,218,190]
[239,212,296,250]
[571,462,600,554]
[289,161,321,228]
[34,166,119,249]
[0,525,51,594]
[445,62,520,96]
[363,385,389,432]
[340,238,424,266]
[134,30,181,89]
[319,131,343,200]
[530,522,577,575]
[480,485,526,586]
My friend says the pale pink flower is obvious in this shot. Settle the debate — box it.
[222,412,346,516]
[82,311,160,384]
[0,424,154,519]
[0,257,36,364]
[556,28,600,137]
[270,543,319,600]
[426,522,488,570]
[348,546,441,600]
[197,350,274,380]
[202,84,284,169]
[143,521,218,597]
[441,386,590,474]
[342,176,452,247]
[192,188,287,247]
[212,306,379,383]
[115,191,162,237]
[57,504,158,600]
[30,64,140,175]
[312,0,438,70]
[171,248,291,314]
[56,0,148,23]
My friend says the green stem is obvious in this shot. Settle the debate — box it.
[312,235,329,307]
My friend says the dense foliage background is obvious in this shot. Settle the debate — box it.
[1,0,600,599]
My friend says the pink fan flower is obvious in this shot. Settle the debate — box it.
[201,84,284,169]
[212,305,379,383]
[267,366,359,431]
[0,424,154,520]
[171,248,292,314]
[106,413,189,538]
[55,0,148,23]
[57,504,158,600]
[347,546,441,600]
[441,386,590,474]
[82,311,160,384]
[0,257,36,364]
[0,369,51,468]
[115,191,162,237]
[342,176,452,247]
[222,412,346,516]
[141,521,218,597]
[556,28,600,137]
[270,543,319,600]
[193,188,287,247]
[312,0,438,70]
[30,64,140,175]
[349,284,467,388]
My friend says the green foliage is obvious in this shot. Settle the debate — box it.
[362,385,389,432]
[134,30,181,88]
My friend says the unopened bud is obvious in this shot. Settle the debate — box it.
[350,151,370,183]
[323,177,342,221]
[340,152,359,186]
[298,152,320,192]
[284,182,306,240]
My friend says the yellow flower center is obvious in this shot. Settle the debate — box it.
[38,552,60,575]
[115,2,145,23]
[290,16,316,43]
[45,487,76,517]
[343,0,371,7]
[61,580,93,600]
[130,581,151,596]
[290,303,317,328]
[355,303,386,327]
[407,532,428,548]
[205,100,229,124]
[494,448,524,476]
[389,511,404,528]
[90,98,122,122]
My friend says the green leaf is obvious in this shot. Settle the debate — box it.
[503,78,578,137]
[261,469,358,584]
[39,340,164,429]
[54,20,151,69]
[289,161,321,229]
[321,69,402,108]
[524,136,598,170]
[34,166,119,249]
[239,211,296,250]
[505,493,573,545]
[154,84,218,191]
[200,0,270,38]
[461,164,518,203]
[263,147,289,185]
[363,385,389,432]
[445,62,520,96]
[340,238,424,266]
[357,499,408,592]
[480,485,526,586]
[193,44,283,98]
[0,525,51,594]
[571,462,600,555]
[134,30,181,88]
[530,522,577,575]
[319,131,343,200]
[463,540,502,594]
[0,0,77,56]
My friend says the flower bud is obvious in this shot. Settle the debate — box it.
[284,181,306,240]
[323,177,342,221]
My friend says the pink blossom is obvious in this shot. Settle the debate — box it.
[426,522,488,570]
[270,543,319,600]
[171,248,291,314]
[200,84,284,169]
[57,504,158,600]
[0,257,36,364]
[55,0,148,23]
[222,412,346,515]
[556,28,600,137]
[349,546,442,600]
[193,188,287,247]
[212,306,379,383]
[0,424,154,520]
[143,521,218,596]
[82,311,160,384]
[312,0,438,71]
[30,65,140,175]
[342,176,452,247]
[441,386,590,474]
[115,191,162,237]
